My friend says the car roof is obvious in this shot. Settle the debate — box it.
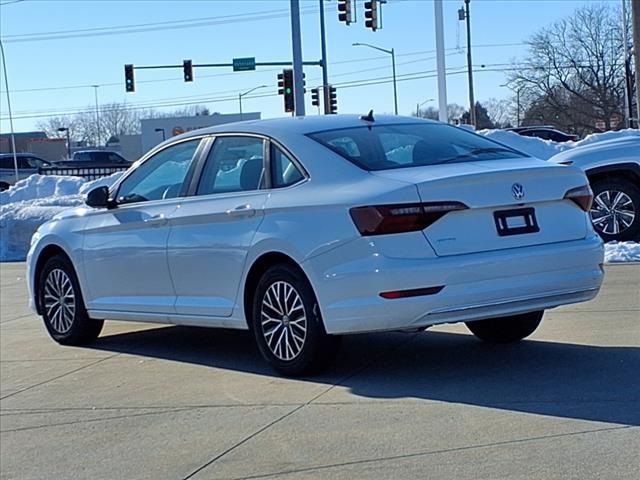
[0,152,46,158]
[74,150,120,154]
[173,114,438,141]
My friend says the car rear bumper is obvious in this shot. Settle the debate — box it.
[303,234,604,334]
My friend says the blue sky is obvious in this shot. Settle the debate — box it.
[1,0,600,133]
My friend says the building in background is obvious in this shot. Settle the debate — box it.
[0,131,67,161]
[140,112,260,154]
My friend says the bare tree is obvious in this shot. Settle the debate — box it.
[414,103,465,123]
[510,3,634,133]
[484,98,513,128]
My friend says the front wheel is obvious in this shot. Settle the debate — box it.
[38,255,103,345]
[589,178,640,242]
[465,311,543,343]
[251,264,341,376]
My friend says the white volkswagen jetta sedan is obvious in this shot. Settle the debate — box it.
[27,115,604,375]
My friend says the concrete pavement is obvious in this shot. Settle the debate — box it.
[1,262,639,479]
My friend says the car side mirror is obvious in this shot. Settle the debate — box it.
[85,186,112,208]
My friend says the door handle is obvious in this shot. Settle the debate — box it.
[226,204,256,218]
[143,213,168,226]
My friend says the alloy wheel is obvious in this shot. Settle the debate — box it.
[260,281,307,361]
[43,268,76,334]
[590,190,635,236]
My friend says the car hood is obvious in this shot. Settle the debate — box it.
[549,136,640,164]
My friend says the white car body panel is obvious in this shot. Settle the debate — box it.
[27,115,605,336]
[549,136,640,172]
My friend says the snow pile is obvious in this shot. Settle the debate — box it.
[1,172,123,262]
[604,242,640,263]
[477,128,640,160]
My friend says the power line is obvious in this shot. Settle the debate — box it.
[1,5,324,43]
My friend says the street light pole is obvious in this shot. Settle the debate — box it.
[239,85,268,120]
[500,83,522,127]
[352,42,398,114]
[416,98,434,117]
[0,38,19,183]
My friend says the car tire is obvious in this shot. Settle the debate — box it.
[589,178,640,242]
[251,264,341,376]
[38,255,103,345]
[465,311,543,343]
[0,182,9,191]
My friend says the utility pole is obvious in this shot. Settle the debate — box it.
[0,39,18,183]
[290,0,306,116]
[319,0,330,115]
[434,0,448,122]
[632,0,640,127]
[92,85,100,146]
[460,0,476,127]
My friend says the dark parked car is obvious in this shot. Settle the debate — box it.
[507,126,578,143]
[56,150,132,167]
[0,153,52,191]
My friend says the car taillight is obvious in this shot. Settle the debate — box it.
[349,202,468,235]
[564,185,593,212]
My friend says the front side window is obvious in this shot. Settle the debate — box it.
[117,139,200,204]
[197,136,265,196]
[270,145,304,188]
[308,123,528,171]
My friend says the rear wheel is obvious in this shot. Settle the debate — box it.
[0,182,10,191]
[589,178,640,242]
[251,264,341,376]
[38,255,103,345]
[465,311,543,343]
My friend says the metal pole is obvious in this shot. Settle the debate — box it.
[0,39,19,183]
[622,0,631,128]
[391,48,398,115]
[290,0,306,116]
[517,88,521,126]
[239,93,243,120]
[92,85,100,146]
[66,130,71,158]
[631,0,640,127]
[465,0,476,127]
[319,0,330,114]
[433,0,448,123]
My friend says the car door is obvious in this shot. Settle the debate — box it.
[167,135,269,318]
[81,138,204,315]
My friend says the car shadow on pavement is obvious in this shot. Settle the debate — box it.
[90,325,640,426]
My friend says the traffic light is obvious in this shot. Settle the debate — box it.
[338,0,353,25]
[311,88,320,107]
[183,59,193,82]
[328,85,337,114]
[364,0,379,31]
[124,64,135,92]
[278,69,295,113]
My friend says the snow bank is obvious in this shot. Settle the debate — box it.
[0,172,123,262]
[604,242,640,263]
[477,128,640,160]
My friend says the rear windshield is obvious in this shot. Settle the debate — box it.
[308,123,528,171]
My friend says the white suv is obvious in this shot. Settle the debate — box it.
[550,136,640,242]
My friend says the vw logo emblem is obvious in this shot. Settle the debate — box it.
[512,183,525,200]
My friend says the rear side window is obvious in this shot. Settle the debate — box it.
[308,123,528,171]
[270,145,304,188]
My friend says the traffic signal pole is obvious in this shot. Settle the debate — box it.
[319,0,330,114]
[290,0,306,116]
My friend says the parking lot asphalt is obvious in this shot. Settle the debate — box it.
[1,262,639,480]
